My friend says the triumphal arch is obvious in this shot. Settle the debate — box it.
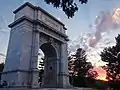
[1,2,70,89]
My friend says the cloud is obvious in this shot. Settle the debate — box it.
[0,53,5,63]
[68,30,117,66]
[0,53,5,57]
[93,66,106,80]
[88,9,120,47]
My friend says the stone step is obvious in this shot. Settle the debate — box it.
[0,88,96,90]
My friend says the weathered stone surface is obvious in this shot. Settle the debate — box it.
[1,2,70,89]
[1,2,94,90]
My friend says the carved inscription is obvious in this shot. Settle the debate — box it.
[38,11,62,31]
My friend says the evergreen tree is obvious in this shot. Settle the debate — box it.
[68,48,93,87]
[101,34,120,89]
[101,34,120,81]
[68,48,92,77]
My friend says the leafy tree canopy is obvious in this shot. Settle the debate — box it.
[44,0,88,18]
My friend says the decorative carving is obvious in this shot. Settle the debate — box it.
[48,37,54,44]
[38,25,66,43]
[38,12,61,31]
[53,41,61,58]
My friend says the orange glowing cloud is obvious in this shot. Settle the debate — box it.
[93,67,107,81]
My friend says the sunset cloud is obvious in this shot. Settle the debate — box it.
[93,67,107,81]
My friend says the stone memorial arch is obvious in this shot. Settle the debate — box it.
[1,2,70,88]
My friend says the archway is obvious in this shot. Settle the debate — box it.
[39,43,58,88]
[1,2,70,89]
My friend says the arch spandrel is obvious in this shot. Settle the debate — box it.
[39,33,61,59]
[40,43,57,58]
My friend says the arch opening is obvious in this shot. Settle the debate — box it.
[40,43,57,58]
[37,43,58,88]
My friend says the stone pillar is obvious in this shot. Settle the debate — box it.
[30,30,40,88]
[59,42,70,88]
[1,20,34,87]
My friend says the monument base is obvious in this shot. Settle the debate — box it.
[0,87,95,90]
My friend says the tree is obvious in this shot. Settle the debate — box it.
[38,57,44,70]
[0,63,4,72]
[0,63,4,80]
[44,0,88,18]
[85,69,99,88]
[86,69,98,80]
[68,48,93,87]
[68,48,93,77]
[38,57,44,87]
[101,34,120,81]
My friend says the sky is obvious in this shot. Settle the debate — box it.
[1,0,120,80]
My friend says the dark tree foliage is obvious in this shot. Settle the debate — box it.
[68,55,74,76]
[44,0,88,18]
[0,63,4,81]
[86,69,98,80]
[68,48,94,87]
[108,80,120,90]
[38,69,44,83]
[70,48,93,77]
[101,34,120,81]
[38,57,44,69]
[0,63,4,72]
[38,57,44,87]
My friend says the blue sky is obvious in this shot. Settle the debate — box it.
[1,0,120,65]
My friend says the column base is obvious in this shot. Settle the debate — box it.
[58,72,71,88]
[0,87,94,90]
[1,70,32,87]
[30,69,40,88]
